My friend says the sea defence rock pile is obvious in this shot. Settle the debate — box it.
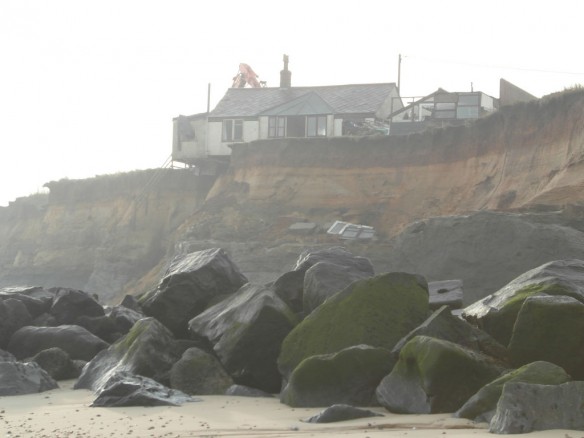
[2,247,584,433]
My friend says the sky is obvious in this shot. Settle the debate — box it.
[1,0,584,206]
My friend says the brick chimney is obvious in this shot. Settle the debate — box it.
[280,54,291,88]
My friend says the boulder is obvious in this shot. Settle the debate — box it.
[189,283,298,393]
[8,325,108,361]
[304,404,383,423]
[0,286,53,319]
[107,305,144,334]
[91,371,195,407]
[272,269,305,316]
[49,287,105,325]
[225,384,274,398]
[376,336,503,414]
[31,347,80,381]
[0,361,58,396]
[0,349,16,362]
[278,272,429,379]
[391,306,508,363]
[303,260,374,314]
[507,295,584,378]
[455,361,571,423]
[280,345,394,407]
[140,248,248,338]
[0,298,32,349]
[490,381,584,434]
[306,404,383,423]
[31,313,58,327]
[170,347,233,395]
[75,314,122,343]
[463,259,584,345]
[75,317,181,392]
[293,247,373,275]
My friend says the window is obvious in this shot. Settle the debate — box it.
[307,116,327,137]
[268,116,286,138]
[457,94,480,119]
[222,119,243,141]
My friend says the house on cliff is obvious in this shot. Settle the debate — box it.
[172,58,402,168]
[388,78,536,136]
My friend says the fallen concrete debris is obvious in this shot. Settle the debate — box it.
[327,221,375,240]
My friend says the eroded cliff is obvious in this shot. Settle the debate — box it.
[2,89,584,304]
[0,169,215,302]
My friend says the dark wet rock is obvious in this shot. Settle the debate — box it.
[463,259,584,346]
[278,272,429,380]
[31,347,80,381]
[189,283,297,393]
[75,317,181,392]
[272,270,305,316]
[107,305,144,334]
[304,404,383,423]
[507,295,584,378]
[225,384,274,397]
[91,371,196,407]
[376,336,503,414]
[456,361,571,423]
[31,312,58,327]
[391,305,508,363]
[141,248,248,338]
[293,247,373,275]
[281,345,394,407]
[170,347,233,395]
[0,287,53,319]
[119,294,143,312]
[490,381,584,434]
[303,260,374,314]
[0,298,32,349]
[75,314,122,344]
[0,349,16,362]
[0,361,58,396]
[8,325,108,361]
[49,287,105,325]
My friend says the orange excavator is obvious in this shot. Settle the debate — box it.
[232,63,266,88]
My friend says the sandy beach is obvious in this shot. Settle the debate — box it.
[0,381,579,438]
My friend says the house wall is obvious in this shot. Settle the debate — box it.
[375,88,403,119]
[172,117,208,163]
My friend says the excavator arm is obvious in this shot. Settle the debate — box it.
[232,63,264,88]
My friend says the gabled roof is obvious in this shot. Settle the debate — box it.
[210,83,397,118]
[260,92,334,116]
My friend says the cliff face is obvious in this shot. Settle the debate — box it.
[207,89,584,237]
[0,169,215,302]
[1,89,584,305]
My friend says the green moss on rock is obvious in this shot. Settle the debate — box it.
[278,272,429,378]
[455,361,571,421]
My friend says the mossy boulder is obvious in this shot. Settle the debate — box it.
[508,295,584,378]
[463,260,584,346]
[189,283,298,393]
[278,272,429,379]
[455,361,571,422]
[376,336,503,414]
[75,317,181,392]
[391,305,508,363]
[170,347,233,395]
[280,345,394,407]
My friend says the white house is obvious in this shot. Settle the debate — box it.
[172,59,402,166]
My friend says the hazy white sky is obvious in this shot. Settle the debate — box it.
[1,0,583,206]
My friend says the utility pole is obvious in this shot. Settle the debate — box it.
[397,54,402,95]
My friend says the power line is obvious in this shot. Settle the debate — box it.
[404,55,584,76]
